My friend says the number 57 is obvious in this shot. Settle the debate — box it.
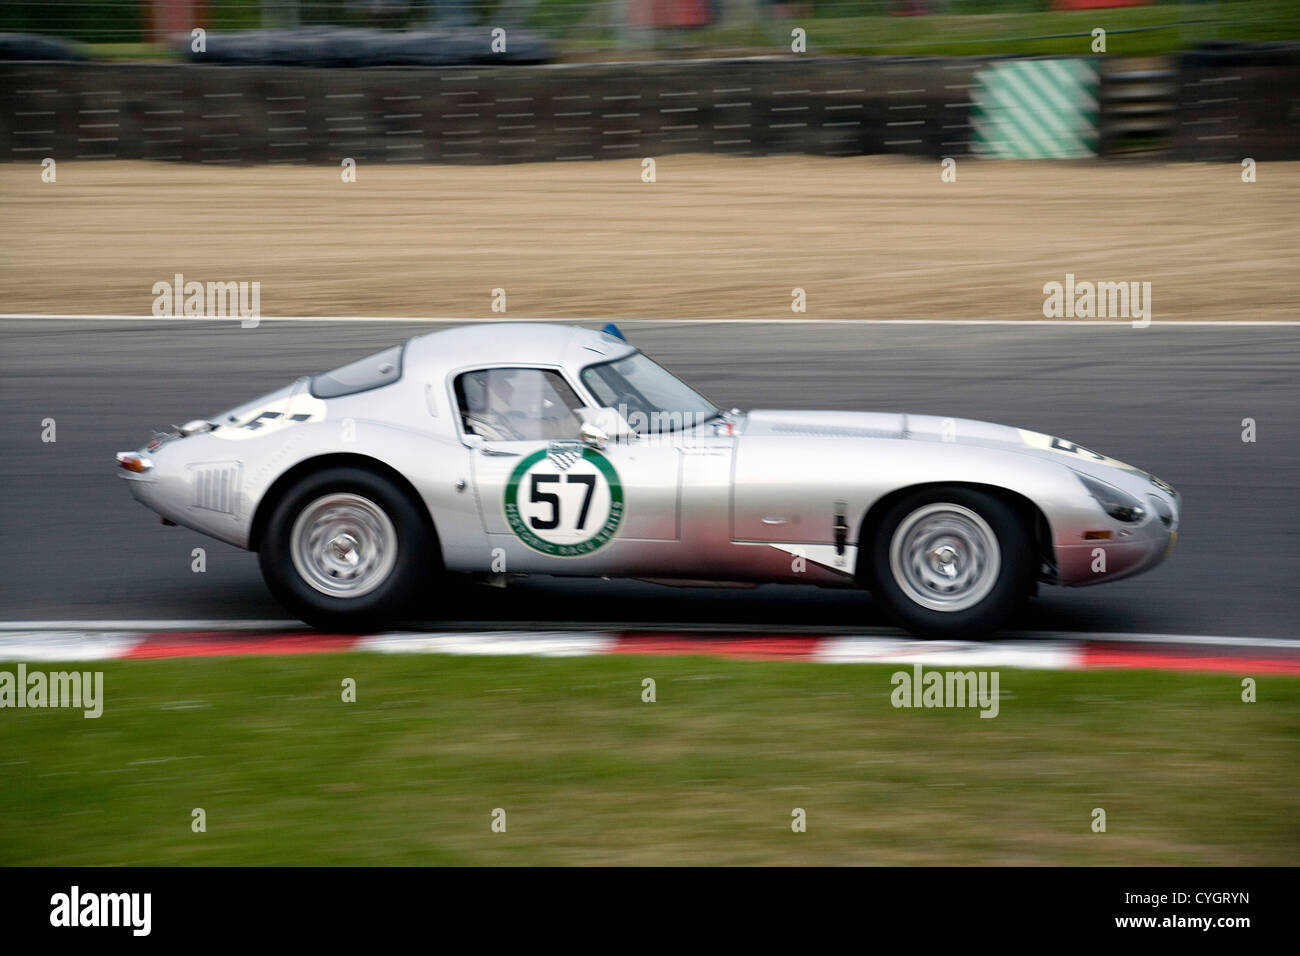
[530,474,595,531]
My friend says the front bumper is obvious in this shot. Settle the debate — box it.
[1056,481,1180,586]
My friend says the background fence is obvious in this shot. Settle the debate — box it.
[0,57,987,164]
[3,48,1298,163]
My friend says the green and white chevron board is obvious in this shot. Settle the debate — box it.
[972,59,1100,159]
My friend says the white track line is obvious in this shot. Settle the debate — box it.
[815,637,1081,669]
[0,632,146,661]
[2,314,1298,327]
[0,621,1291,650]
[1021,630,1300,650]
[357,631,617,657]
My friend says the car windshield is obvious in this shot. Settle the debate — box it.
[580,352,719,435]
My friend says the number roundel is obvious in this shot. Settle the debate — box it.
[503,446,624,556]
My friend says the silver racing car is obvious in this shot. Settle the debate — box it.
[116,323,1180,637]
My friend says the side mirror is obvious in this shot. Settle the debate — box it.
[578,406,637,445]
[579,421,608,450]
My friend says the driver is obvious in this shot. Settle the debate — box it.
[463,370,525,441]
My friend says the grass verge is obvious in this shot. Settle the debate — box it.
[81,1,1300,61]
[1,652,1295,865]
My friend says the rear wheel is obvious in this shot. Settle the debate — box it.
[258,466,435,631]
[867,487,1031,639]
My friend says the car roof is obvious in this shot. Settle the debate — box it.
[403,322,637,376]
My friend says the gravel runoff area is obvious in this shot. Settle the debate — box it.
[1,156,1296,321]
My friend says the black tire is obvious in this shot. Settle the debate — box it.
[865,487,1032,640]
[258,466,436,631]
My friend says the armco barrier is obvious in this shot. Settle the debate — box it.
[0,57,988,165]
[1,52,1295,165]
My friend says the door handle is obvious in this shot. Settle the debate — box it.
[479,447,521,457]
[761,516,788,525]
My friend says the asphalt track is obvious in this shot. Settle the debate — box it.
[2,318,1297,639]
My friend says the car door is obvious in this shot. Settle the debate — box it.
[455,365,681,573]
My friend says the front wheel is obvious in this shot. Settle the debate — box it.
[866,488,1032,639]
[258,466,435,631]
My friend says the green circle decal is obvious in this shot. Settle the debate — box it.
[503,447,624,556]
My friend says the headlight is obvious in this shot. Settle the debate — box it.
[1075,472,1146,523]
[1148,494,1174,528]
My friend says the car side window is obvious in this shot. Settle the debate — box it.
[455,368,586,442]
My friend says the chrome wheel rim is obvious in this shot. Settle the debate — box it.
[889,503,1000,612]
[290,493,397,598]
